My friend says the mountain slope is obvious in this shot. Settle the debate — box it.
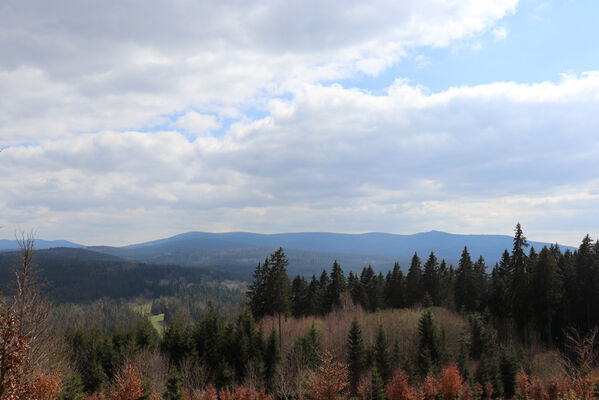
[90,230,576,275]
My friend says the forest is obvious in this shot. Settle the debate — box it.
[2,224,599,400]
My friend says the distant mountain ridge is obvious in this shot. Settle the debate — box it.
[0,230,578,277]
[91,230,577,276]
[0,239,84,251]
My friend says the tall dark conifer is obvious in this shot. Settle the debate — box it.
[347,318,364,395]
[406,253,422,306]
[422,251,440,306]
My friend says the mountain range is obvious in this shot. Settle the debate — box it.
[0,230,578,277]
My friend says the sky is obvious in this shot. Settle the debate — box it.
[1,0,599,247]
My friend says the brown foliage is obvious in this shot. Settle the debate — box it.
[386,368,416,400]
[356,375,371,400]
[422,373,439,400]
[517,368,530,400]
[440,364,462,400]
[112,362,145,400]
[529,377,547,400]
[545,377,567,400]
[570,375,596,400]
[458,383,473,400]
[29,373,63,400]
[483,381,493,400]
[0,309,30,398]
[202,385,218,400]
[307,351,349,400]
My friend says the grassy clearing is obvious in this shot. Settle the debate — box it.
[149,313,165,339]
[130,300,165,338]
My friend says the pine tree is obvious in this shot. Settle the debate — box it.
[455,247,475,312]
[374,325,391,383]
[247,259,270,319]
[371,369,386,400]
[509,223,530,338]
[417,310,445,376]
[326,261,347,312]
[319,269,332,314]
[291,275,309,318]
[263,330,280,391]
[422,252,440,306]
[163,371,183,400]
[473,256,487,312]
[347,318,364,395]
[405,253,422,307]
[385,262,405,309]
[531,247,562,345]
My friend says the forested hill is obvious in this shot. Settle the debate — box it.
[0,247,241,303]
[0,230,576,278]
[87,230,575,275]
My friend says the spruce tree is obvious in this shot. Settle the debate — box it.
[263,330,281,391]
[509,223,530,338]
[422,251,440,306]
[385,262,404,309]
[163,371,183,400]
[531,247,562,345]
[326,260,347,312]
[455,247,475,312]
[374,324,391,383]
[291,275,309,318]
[247,258,270,318]
[347,317,364,395]
[371,369,387,400]
[406,253,422,306]
[417,310,445,376]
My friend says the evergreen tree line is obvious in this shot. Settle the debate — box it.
[249,224,599,346]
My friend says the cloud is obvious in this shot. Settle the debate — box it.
[492,26,509,41]
[170,112,221,136]
[0,0,518,144]
[2,73,599,245]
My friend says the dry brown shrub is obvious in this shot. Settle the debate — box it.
[111,361,144,400]
[560,328,599,381]
[356,373,371,400]
[219,387,234,400]
[483,381,493,400]
[29,373,63,400]
[386,368,416,400]
[422,373,440,400]
[570,374,596,400]
[517,368,530,400]
[203,384,218,400]
[529,377,547,400]
[459,383,473,400]
[440,364,462,400]
[545,377,568,400]
[307,351,349,400]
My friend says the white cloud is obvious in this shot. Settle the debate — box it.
[0,0,518,144]
[170,112,221,136]
[2,73,599,245]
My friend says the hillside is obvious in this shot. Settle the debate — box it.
[89,230,575,275]
[0,247,241,303]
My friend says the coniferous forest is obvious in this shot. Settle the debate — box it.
[3,224,599,400]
